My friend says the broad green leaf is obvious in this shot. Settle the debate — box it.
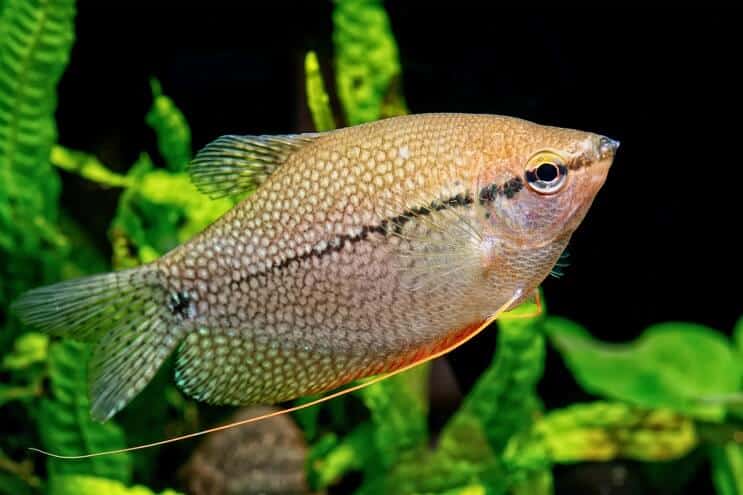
[305,51,336,132]
[49,475,181,495]
[548,317,739,420]
[39,341,131,483]
[711,445,743,495]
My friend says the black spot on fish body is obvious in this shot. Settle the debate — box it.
[479,183,500,204]
[168,291,194,319]
[478,177,522,203]
[502,177,523,198]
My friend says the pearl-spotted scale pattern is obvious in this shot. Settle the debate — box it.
[160,113,603,406]
[13,112,613,421]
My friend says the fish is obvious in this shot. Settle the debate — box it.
[12,112,618,423]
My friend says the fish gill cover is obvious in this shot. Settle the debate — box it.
[1,1,742,494]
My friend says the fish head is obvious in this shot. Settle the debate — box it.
[477,117,618,250]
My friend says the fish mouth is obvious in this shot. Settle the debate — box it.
[598,136,620,161]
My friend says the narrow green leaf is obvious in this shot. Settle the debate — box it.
[146,78,192,172]
[309,425,372,490]
[711,445,743,495]
[304,51,336,131]
[51,146,131,188]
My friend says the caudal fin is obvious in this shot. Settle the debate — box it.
[11,266,182,421]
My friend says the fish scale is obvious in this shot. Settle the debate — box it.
[12,112,617,421]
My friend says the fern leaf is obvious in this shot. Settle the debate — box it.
[39,341,131,483]
[0,0,75,307]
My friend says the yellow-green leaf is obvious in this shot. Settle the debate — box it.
[305,51,336,132]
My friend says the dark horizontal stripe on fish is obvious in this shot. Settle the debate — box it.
[241,192,475,281]
[478,176,524,204]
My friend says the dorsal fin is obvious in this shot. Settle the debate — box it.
[188,133,321,198]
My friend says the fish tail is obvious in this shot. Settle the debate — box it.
[11,265,182,421]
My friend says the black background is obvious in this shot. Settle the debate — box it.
[57,4,741,494]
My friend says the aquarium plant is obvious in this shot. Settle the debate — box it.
[1,1,742,494]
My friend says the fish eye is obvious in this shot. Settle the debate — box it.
[525,151,568,195]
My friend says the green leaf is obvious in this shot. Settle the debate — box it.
[304,51,336,132]
[357,365,429,468]
[308,426,372,490]
[440,297,546,461]
[511,471,553,495]
[711,445,743,495]
[0,0,76,307]
[49,475,182,495]
[39,341,131,483]
[0,382,40,407]
[146,78,191,171]
[0,472,33,495]
[51,146,131,188]
[2,332,48,370]
[536,401,697,463]
[0,449,40,495]
[111,153,235,265]
[332,0,402,125]
[548,317,740,421]
[437,485,489,495]
[0,332,48,406]
[733,316,743,360]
